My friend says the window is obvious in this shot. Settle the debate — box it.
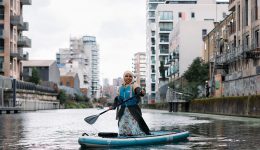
[151,74,155,82]
[151,47,155,54]
[202,29,207,37]
[238,5,240,30]
[0,24,3,39]
[245,0,249,26]
[0,39,3,52]
[159,44,169,53]
[151,38,155,45]
[222,12,227,18]
[151,31,155,36]
[149,11,155,18]
[149,3,157,10]
[151,65,155,73]
[151,83,155,91]
[151,56,155,64]
[159,22,173,31]
[0,56,3,72]
[178,12,182,18]
[159,11,173,20]
[160,33,169,42]
[191,12,195,18]
[0,6,4,20]
[255,30,259,48]
[255,0,258,20]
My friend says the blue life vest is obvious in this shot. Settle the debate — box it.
[118,85,138,106]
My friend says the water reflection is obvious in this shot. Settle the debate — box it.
[0,115,24,149]
[0,109,259,149]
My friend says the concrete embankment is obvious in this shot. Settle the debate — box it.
[189,95,260,118]
[4,89,59,111]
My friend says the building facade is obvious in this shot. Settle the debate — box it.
[0,0,31,79]
[56,35,100,99]
[146,0,229,103]
[60,72,80,91]
[132,52,146,88]
[22,60,60,84]
[203,0,260,96]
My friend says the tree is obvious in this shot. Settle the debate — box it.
[183,57,209,84]
[29,67,40,84]
[182,57,209,98]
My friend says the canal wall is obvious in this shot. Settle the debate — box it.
[189,95,260,118]
[4,89,59,111]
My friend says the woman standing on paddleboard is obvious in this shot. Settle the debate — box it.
[110,70,151,136]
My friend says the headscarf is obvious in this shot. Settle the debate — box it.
[122,70,139,89]
[123,70,134,80]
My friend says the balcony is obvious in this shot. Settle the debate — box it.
[17,36,31,48]
[10,49,24,60]
[20,0,32,5]
[228,0,236,11]
[17,22,29,31]
[10,15,23,26]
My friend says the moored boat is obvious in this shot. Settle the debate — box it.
[78,130,189,148]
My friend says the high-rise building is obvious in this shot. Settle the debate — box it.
[82,36,100,99]
[132,52,146,88]
[0,0,31,79]
[146,0,229,103]
[56,35,100,99]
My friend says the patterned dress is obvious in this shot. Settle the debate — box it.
[114,83,150,136]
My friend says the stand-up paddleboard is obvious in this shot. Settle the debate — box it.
[78,130,189,148]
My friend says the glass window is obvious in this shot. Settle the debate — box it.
[0,6,4,20]
[151,74,155,82]
[159,11,173,20]
[159,22,173,31]
[0,56,3,71]
[160,33,169,42]
[202,29,207,37]
[151,56,155,64]
[149,3,157,10]
[149,11,155,18]
[178,12,182,18]
[0,39,3,52]
[151,83,156,91]
[159,44,169,53]
[151,47,155,54]
[151,31,155,36]
[191,12,195,18]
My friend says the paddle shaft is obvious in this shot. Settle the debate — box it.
[84,95,137,124]
[99,96,136,116]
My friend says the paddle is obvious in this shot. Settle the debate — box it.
[84,96,136,124]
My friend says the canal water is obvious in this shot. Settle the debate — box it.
[0,108,260,150]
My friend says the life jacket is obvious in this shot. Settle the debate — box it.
[118,84,138,106]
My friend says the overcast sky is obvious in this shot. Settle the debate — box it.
[23,0,146,84]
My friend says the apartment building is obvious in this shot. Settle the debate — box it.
[203,0,260,97]
[146,0,229,103]
[82,36,100,99]
[56,35,100,98]
[0,0,31,79]
[167,20,214,81]
[132,52,146,88]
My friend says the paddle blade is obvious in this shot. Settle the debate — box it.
[84,114,99,125]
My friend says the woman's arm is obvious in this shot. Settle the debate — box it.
[134,87,145,97]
